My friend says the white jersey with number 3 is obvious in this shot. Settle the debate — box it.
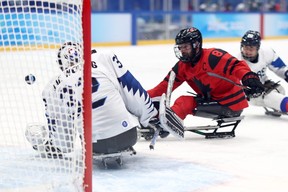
[91,49,157,141]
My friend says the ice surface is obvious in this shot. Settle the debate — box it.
[92,40,288,192]
[1,40,288,192]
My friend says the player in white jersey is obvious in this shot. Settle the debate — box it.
[26,42,158,157]
[237,30,288,114]
[90,48,157,154]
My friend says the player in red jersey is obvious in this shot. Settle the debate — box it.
[147,27,264,138]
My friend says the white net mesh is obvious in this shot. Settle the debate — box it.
[0,1,86,191]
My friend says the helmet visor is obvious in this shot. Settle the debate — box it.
[174,43,192,62]
[241,45,258,62]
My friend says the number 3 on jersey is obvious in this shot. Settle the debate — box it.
[112,54,123,68]
[92,77,106,109]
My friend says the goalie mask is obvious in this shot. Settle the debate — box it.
[174,27,202,63]
[241,30,261,62]
[57,42,82,75]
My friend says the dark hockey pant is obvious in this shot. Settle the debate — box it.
[93,127,137,154]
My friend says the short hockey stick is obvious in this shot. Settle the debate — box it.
[207,72,250,89]
[149,127,160,150]
[166,70,176,106]
[149,70,177,149]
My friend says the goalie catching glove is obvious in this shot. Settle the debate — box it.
[242,72,265,98]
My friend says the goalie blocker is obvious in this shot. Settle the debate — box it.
[159,93,185,139]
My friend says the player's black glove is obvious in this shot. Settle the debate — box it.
[242,72,265,98]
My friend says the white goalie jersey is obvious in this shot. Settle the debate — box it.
[91,49,157,141]
[237,46,288,84]
[42,68,83,153]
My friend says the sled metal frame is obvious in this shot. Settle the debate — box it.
[264,107,288,117]
[93,147,136,168]
[185,116,244,139]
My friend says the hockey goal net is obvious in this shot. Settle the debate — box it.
[0,0,91,191]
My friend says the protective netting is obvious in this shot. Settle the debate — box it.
[0,1,86,191]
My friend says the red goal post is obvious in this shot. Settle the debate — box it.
[82,0,92,191]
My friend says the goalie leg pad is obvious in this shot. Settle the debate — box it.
[159,94,184,139]
[25,123,48,146]
[25,123,63,158]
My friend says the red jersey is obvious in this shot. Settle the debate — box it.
[148,48,251,111]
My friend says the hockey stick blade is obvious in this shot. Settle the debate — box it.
[149,127,161,150]
[207,72,250,90]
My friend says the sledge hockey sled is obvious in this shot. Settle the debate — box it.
[184,115,244,139]
[264,107,288,117]
[93,147,136,168]
[139,115,244,140]
[184,99,244,139]
[139,98,245,140]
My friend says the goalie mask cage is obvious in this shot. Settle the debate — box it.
[0,0,92,191]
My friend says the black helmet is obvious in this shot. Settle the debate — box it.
[241,30,261,48]
[240,30,261,61]
[174,27,203,63]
